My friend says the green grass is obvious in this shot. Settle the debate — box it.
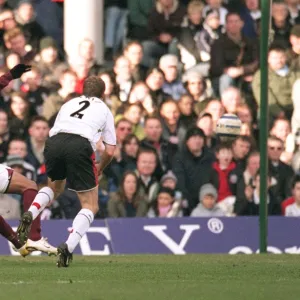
[0,255,300,300]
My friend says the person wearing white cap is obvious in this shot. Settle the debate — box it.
[159,54,186,100]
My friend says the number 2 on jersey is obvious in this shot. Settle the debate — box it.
[70,100,90,119]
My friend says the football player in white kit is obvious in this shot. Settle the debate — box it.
[17,76,116,267]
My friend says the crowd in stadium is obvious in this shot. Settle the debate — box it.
[1,0,300,220]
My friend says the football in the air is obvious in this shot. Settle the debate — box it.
[215,113,242,142]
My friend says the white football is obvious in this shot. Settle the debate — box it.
[215,114,242,140]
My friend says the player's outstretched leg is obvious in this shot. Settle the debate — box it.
[0,216,29,257]
[57,188,98,268]
[8,171,57,255]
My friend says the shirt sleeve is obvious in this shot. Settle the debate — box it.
[0,72,13,91]
[102,108,116,146]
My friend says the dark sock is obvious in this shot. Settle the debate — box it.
[23,189,41,241]
[0,216,23,249]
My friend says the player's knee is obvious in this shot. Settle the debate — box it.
[24,180,38,192]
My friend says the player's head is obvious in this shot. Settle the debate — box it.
[83,76,106,98]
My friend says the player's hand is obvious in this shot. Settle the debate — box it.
[10,64,31,79]
[245,185,253,201]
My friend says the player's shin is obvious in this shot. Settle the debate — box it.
[28,187,54,220]
[0,216,23,249]
[65,208,94,253]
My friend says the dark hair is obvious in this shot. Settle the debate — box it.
[226,11,242,22]
[124,40,142,52]
[29,115,48,127]
[268,44,287,53]
[152,186,175,216]
[146,67,165,79]
[137,147,157,160]
[215,142,232,153]
[118,170,140,205]
[83,76,106,98]
[122,134,140,153]
[292,174,300,189]
[246,151,260,164]
[144,115,162,125]
[234,135,252,144]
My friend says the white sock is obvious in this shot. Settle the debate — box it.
[66,208,94,253]
[28,187,54,220]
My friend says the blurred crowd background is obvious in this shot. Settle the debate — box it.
[1,0,300,220]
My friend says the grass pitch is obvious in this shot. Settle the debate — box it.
[0,255,300,300]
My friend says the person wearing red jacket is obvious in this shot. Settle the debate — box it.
[0,64,57,257]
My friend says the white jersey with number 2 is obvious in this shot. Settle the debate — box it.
[49,96,116,151]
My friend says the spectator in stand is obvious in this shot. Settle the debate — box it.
[119,134,140,172]
[253,46,299,120]
[197,112,217,149]
[76,38,102,76]
[270,118,295,164]
[4,27,35,63]
[143,0,186,67]
[221,86,243,114]
[145,67,170,108]
[0,9,18,46]
[20,66,49,115]
[239,0,261,38]
[98,71,121,116]
[173,127,215,215]
[286,0,300,25]
[148,187,182,217]
[6,138,36,181]
[42,69,77,120]
[183,71,213,114]
[203,0,228,26]
[178,94,197,128]
[210,12,259,96]
[26,116,49,170]
[128,81,156,116]
[234,151,260,215]
[141,115,177,172]
[234,171,280,215]
[34,37,66,91]
[70,60,89,94]
[113,56,134,103]
[159,54,186,101]
[271,1,292,48]
[232,135,252,170]
[122,103,145,140]
[136,147,160,203]
[0,109,10,162]
[287,24,300,72]
[108,171,148,218]
[123,41,148,82]
[253,45,298,122]
[204,99,225,130]
[14,0,44,51]
[160,99,187,149]
[196,9,223,67]
[8,91,36,139]
[127,0,155,41]
[191,183,225,217]
[104,0,128,59]
[268,136,294,205]
[282,174,300,216]
[210,143,237,202]
[177,1,208,74]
